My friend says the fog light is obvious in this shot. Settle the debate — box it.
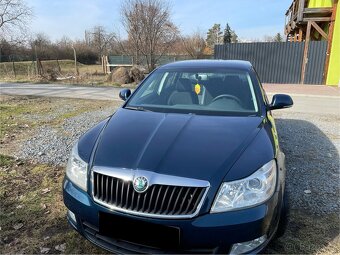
[67,210,77,223]
[230,235,267,254]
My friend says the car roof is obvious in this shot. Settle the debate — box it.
[159,60,253,71]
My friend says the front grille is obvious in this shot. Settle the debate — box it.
[93,172,207,217]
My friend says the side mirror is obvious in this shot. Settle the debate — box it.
[269,94,293,110]
[119,89,131,101]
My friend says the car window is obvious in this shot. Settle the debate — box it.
[126,68,259,116]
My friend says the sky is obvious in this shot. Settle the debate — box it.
[27,0,293,41]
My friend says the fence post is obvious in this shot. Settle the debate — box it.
[34,45,38,76]
[12,60,16,78]
[301,21,312,84]
[56,59,61,73]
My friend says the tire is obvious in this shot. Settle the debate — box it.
[276,189,289,238]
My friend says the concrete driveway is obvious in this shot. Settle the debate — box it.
[0,82,122,101]
[1,82,339,115]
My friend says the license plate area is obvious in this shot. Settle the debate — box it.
[99,212,180,249]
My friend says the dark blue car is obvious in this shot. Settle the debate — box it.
[63,60,293,254]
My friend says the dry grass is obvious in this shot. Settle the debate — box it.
[0,60,116,86]
[0,155,107,254]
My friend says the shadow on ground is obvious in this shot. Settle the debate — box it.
[266,118,340,254]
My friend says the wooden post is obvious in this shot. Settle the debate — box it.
[301,21,312,84]
[299,28,303,42]
[34,45,38,75]
[323,0,338,84]
[56,59,61,73]
[101,56,104,73]
[311,21,328,40]
[297,0,305,22]
[106,56,109,74]
[12,60,16,78]
[72,46,79,76]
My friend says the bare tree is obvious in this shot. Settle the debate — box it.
[85,26,116,59]
[0,0,33,40]
[121,0,179,71]
[181,31,206,59]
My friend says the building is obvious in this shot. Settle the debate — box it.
[285,0,339,86]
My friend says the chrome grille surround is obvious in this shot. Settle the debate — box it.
[91,167,210,219]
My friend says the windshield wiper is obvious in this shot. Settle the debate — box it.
[125,106,152,112]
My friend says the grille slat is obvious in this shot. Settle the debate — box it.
[147,186,156,212]
[120,181,125,208]
[110,178,114,204]
[93,172,206,217]
[171,187,183,214]
[165,187,177,214]
[185,187,198,213]
[101,175,104,200]
[105,177,109,202]
[115,178,119,205]
[152,186,163,213]
[159,186,170,214]
[178,187,191,214]
[125,183,130,209]
[190,189,205,214]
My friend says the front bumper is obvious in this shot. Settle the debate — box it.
[63,178,281,254]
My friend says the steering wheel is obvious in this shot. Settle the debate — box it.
[211,94,242,105]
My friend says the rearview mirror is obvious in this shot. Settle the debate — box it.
[119,89,131,101]
[269,94,293,110]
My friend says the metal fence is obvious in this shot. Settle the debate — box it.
[304,41,328,85]
[214,42,328,84]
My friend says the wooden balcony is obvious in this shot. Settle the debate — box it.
[285,0,333,37]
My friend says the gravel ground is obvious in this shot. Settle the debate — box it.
[16,107,340,215]
[274,111,339,215]
[17,108,114,165]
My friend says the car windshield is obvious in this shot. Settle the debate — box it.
[126,68,259,116]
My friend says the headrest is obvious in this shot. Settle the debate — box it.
[176,78,192,92]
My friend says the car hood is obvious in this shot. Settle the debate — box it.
[92,108,264,184]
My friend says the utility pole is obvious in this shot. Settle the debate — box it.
[71,46,79,76]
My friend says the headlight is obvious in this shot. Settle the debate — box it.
[66,142,88,191]
[211,160,277,213]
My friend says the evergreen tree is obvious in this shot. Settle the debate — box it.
[274,33,283,42]
[223,23,232,44]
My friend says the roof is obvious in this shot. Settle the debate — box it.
[159,60,253,70]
